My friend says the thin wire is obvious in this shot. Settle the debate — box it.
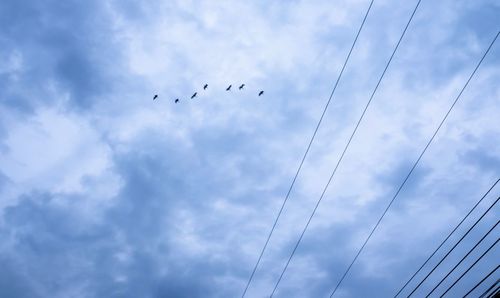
[394,179,500,297]
[407,197,500,297]
[240,1,376,296]
[481,280,499,298]
[331,30,500,298]
[486,288,500,298]
[440,237,500,297]
[464,268,499,297]
[484,283,500,298]
[269,1,423,296]
[426,220,500,297]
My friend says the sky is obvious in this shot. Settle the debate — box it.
[0,0,499,297]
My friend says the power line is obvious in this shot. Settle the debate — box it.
[330,30,500,297]
[407,196,499,297]
[486,287,500,298]
[394,178,500,297]
[440,237,499,297]
[240,1,376,296]
[269,1,423,296]
[464,268,499,297]
[426,220,499,297]
[482,281,500,298]
[486,288,500,298]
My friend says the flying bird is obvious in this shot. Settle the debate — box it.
[174,98,179,103]
[191,92,197,99]
[153,94,158,100]
[226,85,232,91]
[239,84,245,90]
[258,91,264,96]
[204,84,208,90]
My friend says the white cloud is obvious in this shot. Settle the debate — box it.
[0,107,121,212]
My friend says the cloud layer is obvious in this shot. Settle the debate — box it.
[0,0,499,297]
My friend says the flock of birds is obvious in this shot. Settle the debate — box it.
[153,84,264,103]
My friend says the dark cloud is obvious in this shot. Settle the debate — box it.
[462,148,500,175]
[0,0,121,112]
[0,185,217,297]
[0,257,38,298]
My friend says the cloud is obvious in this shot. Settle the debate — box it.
[0,0,499,297]
[0,0,125,113]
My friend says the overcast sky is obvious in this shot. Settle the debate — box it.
[0,0,499,297]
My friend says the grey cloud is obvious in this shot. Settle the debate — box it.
[0,0,121,112]
[462,148,500,174]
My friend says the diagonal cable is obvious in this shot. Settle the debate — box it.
[331,30,500,298]
[407,197,499,297]
[269,1,423,296]
[426,220,499,297]
[464,267,499,297]
[440,237,499,297]
[240,1,376,296]
[393,178,499,297]
[483,281,500,298]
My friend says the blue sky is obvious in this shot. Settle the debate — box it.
[0,0,499,297]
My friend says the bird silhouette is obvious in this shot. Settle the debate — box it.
[153,94,158,100]
[191,92,197,99]
[203,84,208,90]
[258,91,264,96]
[239,84,245,90]
[226,85,232,91]
[175,98,179,103]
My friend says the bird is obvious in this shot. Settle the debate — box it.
[153,94,158,100]
[204,84,208,90]
[258,91,264,96]
[239,84,245,90]
[174,98,179,103]
[226,85,232,91]
[191,92,197,99]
